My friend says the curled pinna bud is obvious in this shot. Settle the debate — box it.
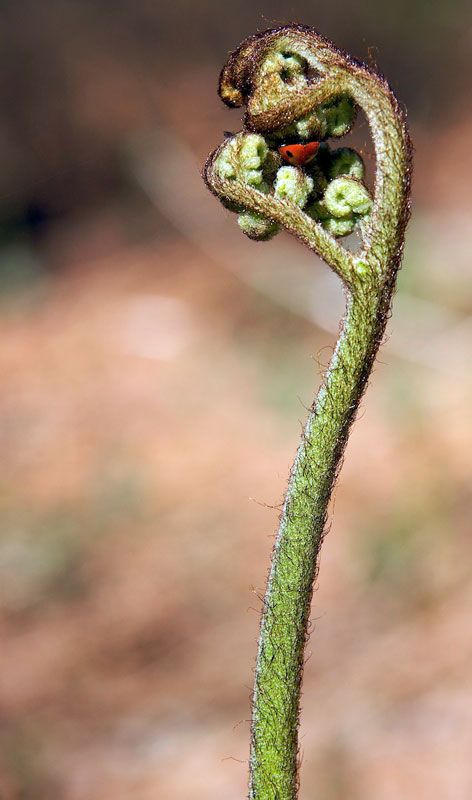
[324,176,372,218]
[216,133,272,188]
[204,23,412,291]
[327,148,365,180]
[274,166,314,207]
[307,201,358,237]
[271,95,356,143]
[213,133,281,240]
[305,172,372,238]
[207,128,371,249]
[238,210,280,241]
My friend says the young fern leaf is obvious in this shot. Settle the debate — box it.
[203,24,412,800]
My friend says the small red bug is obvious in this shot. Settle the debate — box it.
[278,141,320,167]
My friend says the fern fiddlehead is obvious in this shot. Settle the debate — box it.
[203,24,412,800]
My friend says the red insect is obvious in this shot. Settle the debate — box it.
[278,141,320,167]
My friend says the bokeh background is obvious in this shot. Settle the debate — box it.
[0,1,471,798]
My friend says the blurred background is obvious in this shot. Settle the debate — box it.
[0,1,471,798]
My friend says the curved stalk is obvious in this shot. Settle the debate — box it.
[203,24,412,800]
[251,289,384,799]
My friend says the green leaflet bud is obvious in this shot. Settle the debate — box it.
[261,149,283,183]
[239,134,269,185]
[306,200,357,238]
[304,161,328,198]
[276,50,307,78]
[292,113,320,141]
[321,97,356,138]
[274,165,314,208]
[306,200,329,222]
[321,215,357,237]
[216,144,238,180]
[219,197,244,214]
[215,133,270,187]
[354,258,369,276]
[324,176,372,217]
[328,148,365,180]
[260,49,307,84]
[254,48,308,112]
[238,211,280,241]
[273,111,323,142]
[215,134,279,239]
[273,96,356,142]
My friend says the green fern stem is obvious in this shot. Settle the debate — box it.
[202,24,412,800]
[250,287,385,800]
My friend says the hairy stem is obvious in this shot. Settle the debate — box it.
[251,287,384,799]
[202,24,412,800]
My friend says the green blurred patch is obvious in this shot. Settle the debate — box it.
[233,290,323,419]
[0,720,60,800]
[364,505,431,590]
[0,515,85,613]
[0,462,148,617]
[256,343,316,418]
[0,244,50,312]
[399,216,472,313]
[357,479,464,613]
